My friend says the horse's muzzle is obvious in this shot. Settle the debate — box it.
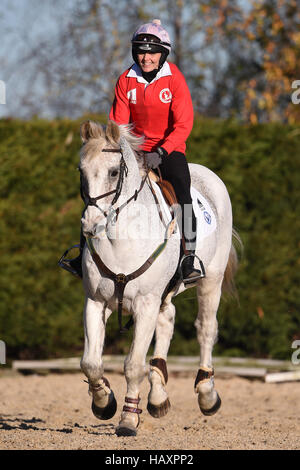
[81,218,105,239]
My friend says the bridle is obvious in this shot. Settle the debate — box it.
[82,147,149,226]
[83,148,126,223]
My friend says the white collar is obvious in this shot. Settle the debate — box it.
[126,62,172,84]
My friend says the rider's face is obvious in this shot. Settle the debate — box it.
[137,52,161,73]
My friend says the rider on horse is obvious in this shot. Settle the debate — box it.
[60,19,205,285]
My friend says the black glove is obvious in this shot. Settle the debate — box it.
[145,147,167,169]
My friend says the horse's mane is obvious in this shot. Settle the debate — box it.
[80,120,146,172]
[118,124,144,152]
[117,124,147,174]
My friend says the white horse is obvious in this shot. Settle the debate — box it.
[78,119,241,436]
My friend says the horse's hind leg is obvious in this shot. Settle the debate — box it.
[147,301,175,418]
[80,297,117,420]
[116,294,161,437]
[194,276,223,415]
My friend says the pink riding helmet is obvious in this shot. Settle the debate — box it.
[132,19,171,53]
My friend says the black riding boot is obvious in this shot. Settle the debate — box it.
[180,214,205,286]
[58,230,85,279]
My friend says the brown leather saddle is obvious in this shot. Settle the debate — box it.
[148,170,178,208]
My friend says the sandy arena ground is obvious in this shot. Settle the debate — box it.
[0,371,299,450]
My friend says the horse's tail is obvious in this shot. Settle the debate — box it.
[221,228,243,299]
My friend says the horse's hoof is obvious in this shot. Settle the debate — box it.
[147,398,171,418]
[115,425,137,437]
[91,390,117,420]
[200,393,221,416]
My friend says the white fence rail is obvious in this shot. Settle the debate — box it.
[10,356,300,382]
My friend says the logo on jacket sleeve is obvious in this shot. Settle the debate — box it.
[159,88,172,103]
[127,88,137,104]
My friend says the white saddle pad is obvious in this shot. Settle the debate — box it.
[154,183,217,247]
[191,186,217,244]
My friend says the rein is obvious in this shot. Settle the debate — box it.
[84,145,176,332]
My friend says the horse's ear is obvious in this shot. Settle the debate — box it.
[106,120,121,145]
[80,120,104,143]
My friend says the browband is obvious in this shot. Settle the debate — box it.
[102,148,122,153]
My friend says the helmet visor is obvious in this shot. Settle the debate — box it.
[133,43,165,54]
[132,34,170,54]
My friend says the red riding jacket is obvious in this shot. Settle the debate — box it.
[109,62,194,154]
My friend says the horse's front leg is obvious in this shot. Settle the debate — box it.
[80,296,117,420]
[194,276,223,415]
[116,294,161,437]
[147,301,175,418]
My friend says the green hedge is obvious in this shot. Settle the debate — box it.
[0,117,299,360]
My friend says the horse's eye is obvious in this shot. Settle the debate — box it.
[110,169,119,178]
